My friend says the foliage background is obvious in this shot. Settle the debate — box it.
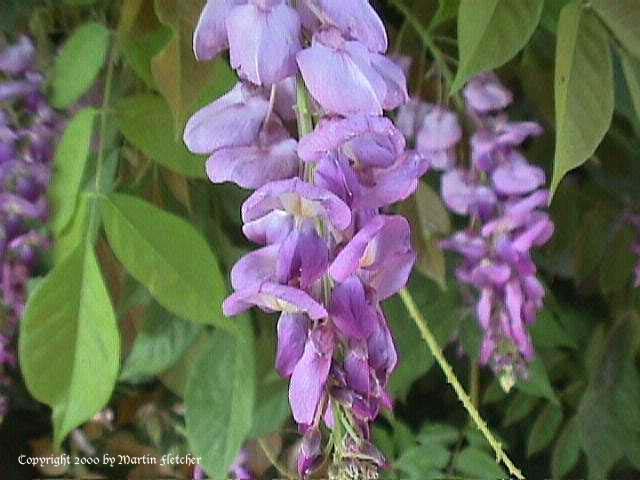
[1,0,639,479]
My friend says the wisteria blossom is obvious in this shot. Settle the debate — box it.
[434,73,553,388]
[0,36,60,422]
[184,0,424,476]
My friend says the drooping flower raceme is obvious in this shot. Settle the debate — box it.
[435,74,554,388]
[0,36,60,421]
[184,1,424,477]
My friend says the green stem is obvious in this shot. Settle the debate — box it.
[296,77,314,139]
[470,361,480,409]
[399,288,525,480]
[95,38,118,194]
[390,0,464,110]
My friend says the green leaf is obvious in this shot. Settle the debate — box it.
[591,0,640,59]
[122,27,172,90]
[373,426,395,460]
[101,194,234,332]
[250,375,289,438]
[387,274,461,400]
[385,413,417,456]
[541,0,573,32]
[621,48,640,122]
[574,208,614,282]
[19,233,120,448]
[516,358,560,405]
[551,1,614,194]
[50,108,97,235]
[552,417,581,479]
[249,317,290,438]
[578,313,640,480]
[396,443,451,477]
[466,429,508,453]
[120,301,202,382]
[503,392,539,427]
[185,325,255,480]
[429,0,460,31]
[453,447,506,479]
[52,23,111,108]
[53,193,92,263]
[599,224,636,294]
[151,0,234,133]
[458,309,482,361]
[451,0,544,92]
[417,423,459,446]
[116,94,205,177]
[531,308,578,349]
[527,404,563,457]
[415,182,451,236]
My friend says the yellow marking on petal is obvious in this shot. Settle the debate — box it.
[360,241,378,268]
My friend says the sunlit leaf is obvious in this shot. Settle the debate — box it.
[50,108,97,235]
[52,23,110,108]
[151,0,235,133]
[185,324,255,480]
[451,0,544,92]
[120,301,202,382]
[19,228,119,448]
[551,1,614,194]
[101,194,234,332]
[591,0,640,59]
[116,94,205,177]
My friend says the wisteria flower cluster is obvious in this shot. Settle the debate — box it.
[399,73,554,388]
[184,0,425,476]
[0,36,59,420]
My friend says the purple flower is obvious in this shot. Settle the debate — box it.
[193,0,244,61]
[330,215,415,300]
[0,36,35,75]
[463,72,513,114]
[315,0,388,53]
[289,325,334,425]
[297,28,406,116]
[440,73,554,382]
[298,428,322,476]
[276,313,310,377]
[223,281,328,319]
[330,276,377,339]
[416,106,462,171]
[441,169,496,217]
[242,177,352,233]
[298,114,405,167]
[206,130,299,189]
[183,82,270,155]
[229,449,254,480]
[395,98,430,142]
[184,2,420,475]
[1,37,61,411]
[227,0,302,85]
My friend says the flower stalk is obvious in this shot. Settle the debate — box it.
[399,288,525,480]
